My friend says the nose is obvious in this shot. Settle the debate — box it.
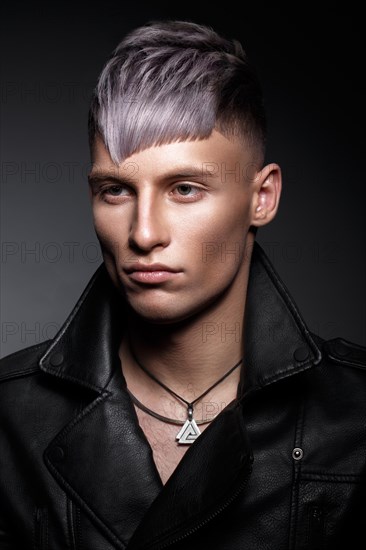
[128,190,170,252]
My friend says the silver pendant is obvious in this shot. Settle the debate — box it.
[176,404,201,444]
[176,418,201,444]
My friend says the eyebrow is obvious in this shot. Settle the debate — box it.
[88,174,132,188]
[88,167,219,187]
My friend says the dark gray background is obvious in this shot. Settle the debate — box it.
[1,3,365,357]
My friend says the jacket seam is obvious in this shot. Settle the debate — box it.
[0,366,40,381]
[327,354,366,369]
[39,367,106,393]
[259,361,317,387]
[300,472,366,482]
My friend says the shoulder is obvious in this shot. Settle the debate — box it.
[311,332,366,371]
[0,340,52,383]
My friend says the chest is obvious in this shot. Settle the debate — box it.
[135,409,209,485]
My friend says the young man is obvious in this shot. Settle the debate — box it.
[1,19,365,549]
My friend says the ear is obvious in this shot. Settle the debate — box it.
[250,163,282,228]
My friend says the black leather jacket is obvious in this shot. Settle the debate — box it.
[1,242,366,549]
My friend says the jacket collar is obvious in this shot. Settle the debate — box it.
[238,241,322,397]
[39,262,124,391]
[39,240,322,394]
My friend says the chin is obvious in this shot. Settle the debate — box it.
[125,290,220,327]
[127,300,194,325]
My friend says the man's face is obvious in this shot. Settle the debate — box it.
[89,130,259,324]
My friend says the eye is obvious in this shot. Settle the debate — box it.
[107,186,125,196]
[172,184,203,202]
[176,184,194,195]
[99,184,132,203]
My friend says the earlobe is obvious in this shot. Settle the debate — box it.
[251,164,282,227]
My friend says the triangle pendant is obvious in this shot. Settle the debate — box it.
[176,419,201,444]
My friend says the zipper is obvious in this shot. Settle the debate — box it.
[67,498,82,550]
[152,462,253,550]
[66,403,85,550]
[34,507,48,550]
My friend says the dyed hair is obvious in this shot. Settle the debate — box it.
[88,20,267,165]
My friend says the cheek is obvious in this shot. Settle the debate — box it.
[91,209,130,287]
[180,202,251,267]
[91,209,135,277]
[92,207,128,250]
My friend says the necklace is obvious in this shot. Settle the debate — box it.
[128,344,243,445]
[126,389,214,425]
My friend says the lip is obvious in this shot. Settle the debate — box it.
[124,263,179,274]
[124,263,181,284]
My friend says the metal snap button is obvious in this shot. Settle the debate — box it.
[292,447,303,460]
[49,445,65,462]
[293,347,310,362]
[49,352,64,367]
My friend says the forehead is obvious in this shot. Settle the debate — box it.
[90,130,258,181]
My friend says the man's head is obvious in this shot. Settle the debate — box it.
[88,20,281,324]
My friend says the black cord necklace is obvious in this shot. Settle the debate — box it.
[126,389,213,425]
[128,343,243,445]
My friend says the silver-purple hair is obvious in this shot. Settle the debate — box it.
[88,20,267,164]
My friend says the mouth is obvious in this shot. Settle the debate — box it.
[123,263,181,284]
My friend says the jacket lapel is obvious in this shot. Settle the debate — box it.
[39,266,163,547]
[44,366,163,549]
[238,242,322,397]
